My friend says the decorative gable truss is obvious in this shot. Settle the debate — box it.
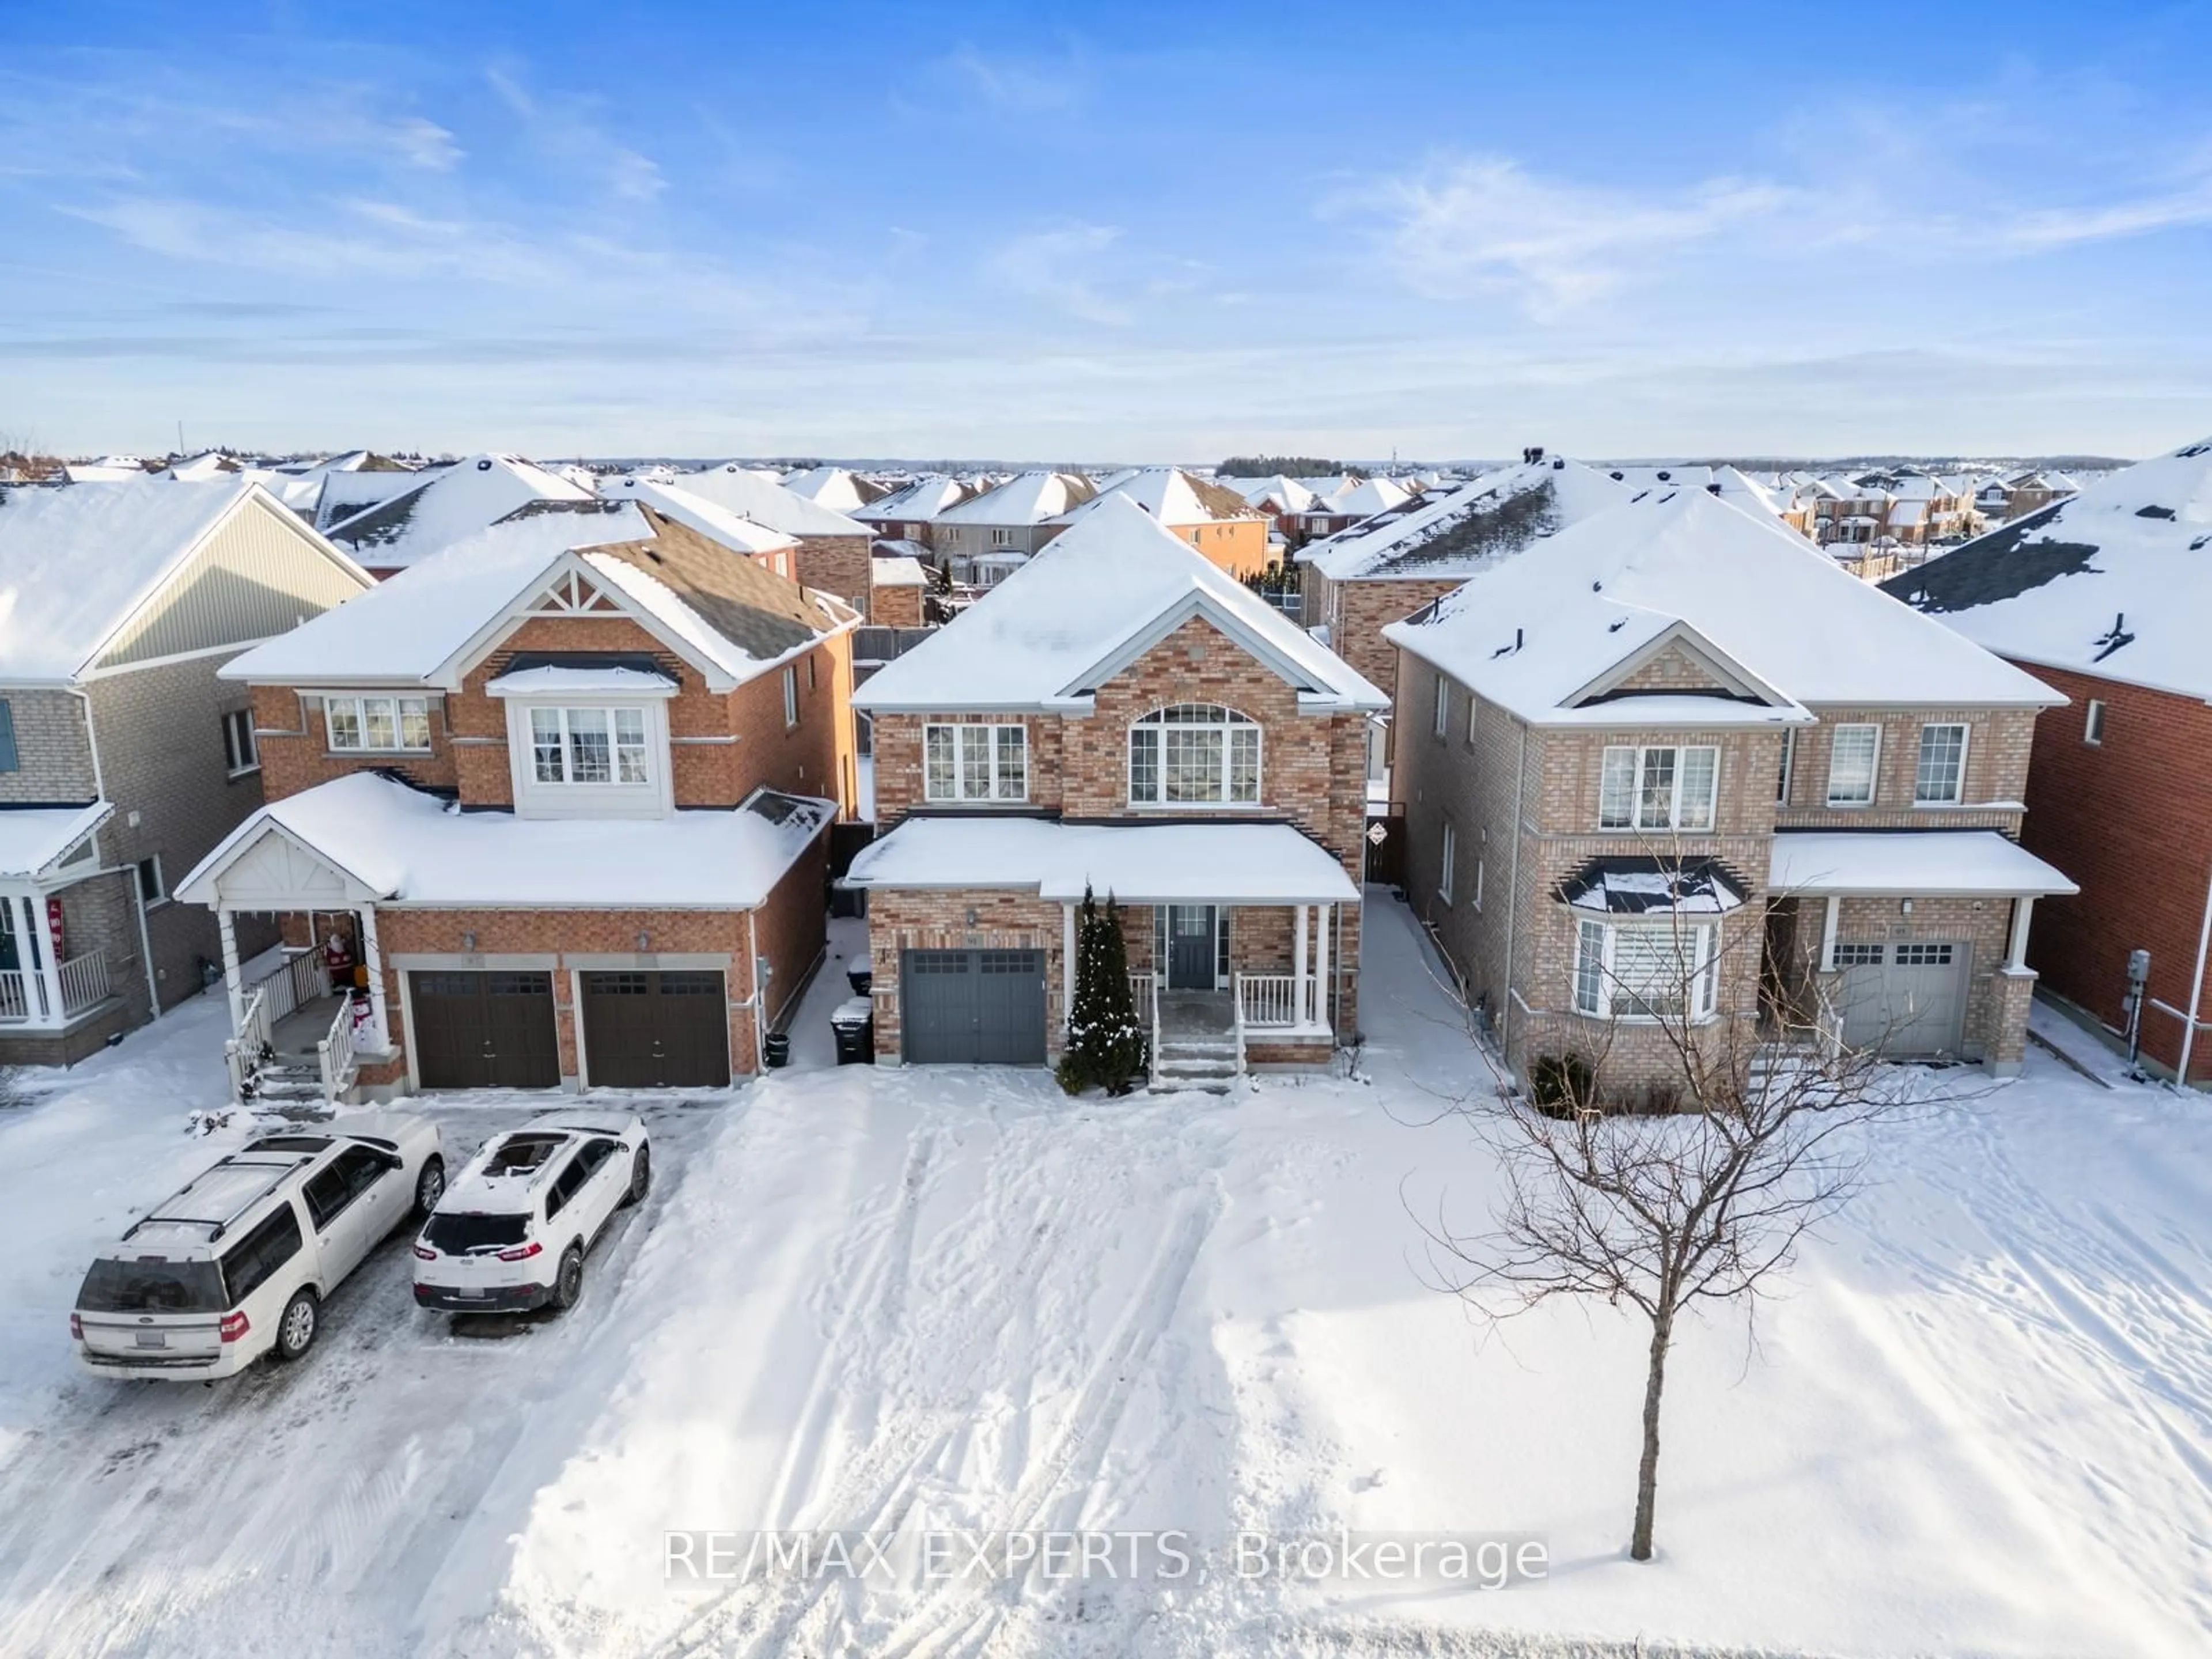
[440,550,746,695]
[528,570,626,616]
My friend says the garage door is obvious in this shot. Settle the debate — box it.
[1837,941,1968,1058]
[900,949,1047,1065]
[410,971,561,1089]
[580,971,731,1088]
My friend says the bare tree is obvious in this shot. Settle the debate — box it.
[1419,884,1912,1561]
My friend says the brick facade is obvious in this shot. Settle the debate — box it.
[1303,571,1463,698]
[793,534,874,613]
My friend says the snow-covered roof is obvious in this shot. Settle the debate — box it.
[1384,487,2059,726]
[853,494,1385,714]
[0,802,114,878]
[1225,475,1319,514]
[1306,476,1411,520]
[324,454,594,571]
[0,478,361,684]
[486,665,677,698]
[1300,459,1627,581]
[870,555,929,588]
[1769,831,2077,897]
[934,470,1097,528]
[780,466,888,512]
[844,816,1358,903]
[177,772,835,911]
[609,464,866,539]
[855,475,974,524]
[1050,467,1262,529]
[222,501,842,692]
[605,480,798,556]
[1883,437,2212,700]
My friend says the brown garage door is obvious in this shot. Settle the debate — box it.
[581,971,731,1088]
[409,971,561,1089]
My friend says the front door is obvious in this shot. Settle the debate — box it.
[1167,905,1217,991]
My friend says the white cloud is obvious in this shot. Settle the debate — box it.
[989,222,1132,325]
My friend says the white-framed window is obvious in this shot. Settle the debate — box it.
[1573,918,1719,1020]
[1599,745,1718,831]
[782,665,798,728]
[1914,723,1968,804]
[1439,820,1457,905]
[925,722,1028,802]
[1825,724,1880,806]
[991,528,1017,547]
[2084,699,2106,746]
[1127,704,1261,807]
[529,707,649,785]
[135,854,167,908]
[221,709,259,776]
[325,695,431,753]
[1433,672,1450,739]
[1775,728,1795,806]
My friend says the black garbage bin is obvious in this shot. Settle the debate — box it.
[846,963,873,997]
[763,1031,791,1068]
[831,997,875,1066]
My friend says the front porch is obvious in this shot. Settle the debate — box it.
[1118,899,1344,1085]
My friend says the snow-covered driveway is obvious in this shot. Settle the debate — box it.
[2,906,2210,1657]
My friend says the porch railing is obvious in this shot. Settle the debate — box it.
[0,969,28,1024]
[1127,971,1156,1026]
[225,986,272,1101]
[316,997,356,1105]
[251,947,328,1026]
[1236,972,1312,1029]
[57,949,111,1016]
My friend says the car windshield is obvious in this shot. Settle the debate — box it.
[422,1213,530,1253]
[76,1256,228,1315]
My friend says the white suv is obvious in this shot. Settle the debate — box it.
[412,1111,649,1315]
[73,1113,446,1379]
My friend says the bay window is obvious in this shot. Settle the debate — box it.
[325,695,431,752]
[530,707,649,785]
[1574,918,1720,1020]
[924,722,1028,802]
[1599,745,1718,831]
[1127,704,1261,806]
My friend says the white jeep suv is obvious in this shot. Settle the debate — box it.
[412,1111,649,1315]
[73,1113,446,1379]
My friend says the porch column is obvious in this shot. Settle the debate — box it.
[219,908,244,1032]
[2006,896,2035,971]
[32,895,66,1027]
[1293,903,1309,1020]
[1819,895,1841,972]
[358,905,389,1049]
[1312,903,1331,1029]
[1061,901,1077,1029]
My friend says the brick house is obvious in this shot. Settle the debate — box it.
[1883,437,2212,1084]
[176,500,856,1102]
[605,464,876,618]
[323,453,595,578]
[0,478,373,1062]
[1289,475,1413,542]
[844,495,1385,1080]
[1385,486,2073,1100]
[851,475,979,552]
[1048,467,1274,579]
[931,471,1099,588]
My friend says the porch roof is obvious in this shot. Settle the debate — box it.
[0,801,113,879]
[843,816,1359,904]
[1768,831,2078,899]
[176,772,834,911]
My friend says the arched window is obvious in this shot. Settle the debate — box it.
[1127,704,1261,806]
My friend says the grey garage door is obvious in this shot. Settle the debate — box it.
[1837,941,1969,1058]
[900,949,1047,1065]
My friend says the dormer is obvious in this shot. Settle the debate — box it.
[487,657,679,819]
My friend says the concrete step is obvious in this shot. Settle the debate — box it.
[1158,1040,1238,1059]
[1149,1076,1234,1096]
[1158,1059,1238,1080]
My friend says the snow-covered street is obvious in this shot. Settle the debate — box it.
[1,899,2208,1657]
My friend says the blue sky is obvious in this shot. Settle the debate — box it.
[3,0,2209,461]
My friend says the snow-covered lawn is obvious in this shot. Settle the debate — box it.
[1,905,2206,1657]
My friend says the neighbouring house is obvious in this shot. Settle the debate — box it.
[324,453,594,578]
[851,475,979,550]
[176,500,858,1103]
[867,551,931,628]
[1882,436,2212,1084]
[591,478,802,582]
[608,463,875,616]
[1385,485,2073,1101]
[844,494,1386,1081]
[931,471,1099,586]
[1289,475,1413,541]
[1224,475,1320,543]
[0,478,375,1063]
[781,466,891,514]
[1048,467,1273,579]
[1298,456,1629,697]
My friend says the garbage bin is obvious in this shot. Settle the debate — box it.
[846,963,873,998]
[831,997,876,1066]
[763,1031,791,1068]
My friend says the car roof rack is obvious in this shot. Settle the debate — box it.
[122,1154,314,1244]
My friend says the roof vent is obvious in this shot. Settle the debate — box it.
[476,459,493,471]
[1521,446,1546,464]
[1706,482,1722,495]
[1551,458,1565,470]
[1656,469,1672,483]
[1609,471,1624,480]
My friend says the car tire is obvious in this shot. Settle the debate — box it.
[551,1245,584,1312]
[621,1143,652,1208]
[273,1288,319,1362]
[414,1156,446,1218]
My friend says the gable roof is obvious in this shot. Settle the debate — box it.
[1051,467,1264,529]
[603,479,798,556]
[1308,476,1412,520]
[853,494,1383,714]
[1385,487,2058,728]
[0,478,366,684]
[222,501,846,692]
[323,454,593,570]
[854,475,976,524]
[1225,475,1320,514]
[933,470,1098,527]
[613,464,866,538]
[1300,458,1628,581]
[781,466,889,511]
[1881,437,2212,699]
